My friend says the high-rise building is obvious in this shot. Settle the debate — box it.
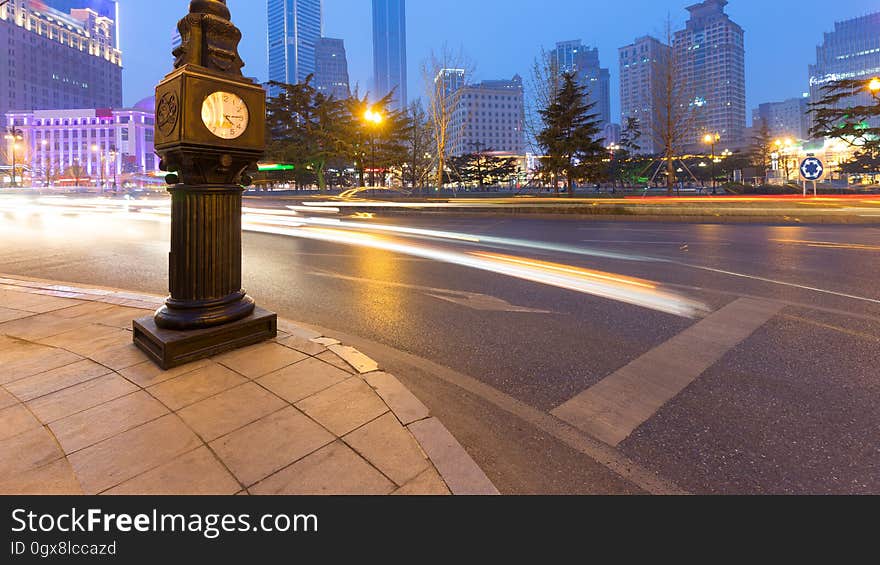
[372,0,407,110]
[674,0,746,149]
[449,75,526,157]
[267,0,322,95]
[0,0,123,125]
[619,35,671,155]
[435,68,466,98]
[314,38,350,100]
[551,40,611,129]
[809,12,880,134]
[752,96,811,141]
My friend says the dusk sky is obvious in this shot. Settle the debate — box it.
[120,0,877,125]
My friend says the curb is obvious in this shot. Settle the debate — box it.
[0,274,499,496]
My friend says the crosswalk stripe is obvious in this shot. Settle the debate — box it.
[551,298,785,446]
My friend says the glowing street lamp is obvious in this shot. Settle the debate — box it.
[702,132,720,194]
[773,138,795,182]
[363,107,384,187]
[5,127,24,188]
[869,77,880,100]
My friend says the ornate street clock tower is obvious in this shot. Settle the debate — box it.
[134,0,277,369]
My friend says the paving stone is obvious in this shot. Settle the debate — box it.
[0,307,32,324]
[0,341,82,385]
[0,387,18,410]
[393,466,451,496]
[315,350,356,374]
[88,343,149,371]
[50,391,169,454]
[39,325,130,357]
[365,372,431,426]
[50,302,117,320]
[257,358,350,404]
[277,321,322,341]
[344,412,430,486]
[105,447,240,495]
[210,407,334,487]
[0,313,89,341]
[0,458,83,495]
[327,345,380,374]
[311,337,340,346]
[408,418,499,495]
[214,342,308,379]
[3,293,83,314]
[68,415,202,494]
[0,403,42,441]
[178,383,286,442]
[277,335,326,356]
[5,359,112,402]
[119,358,212,388]
[250,441,394,495]
[295,378,389,437]
[147,363,247,411]
[0,427,64,481]
[75,306,151,329]
[27,373,139,424]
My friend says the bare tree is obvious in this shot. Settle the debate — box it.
[525,48,564,189]
[421,45,474,191]
[648,19,698,195]
[405,101,434,192]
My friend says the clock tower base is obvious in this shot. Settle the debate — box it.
[134,307,277,371]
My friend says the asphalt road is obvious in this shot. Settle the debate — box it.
[1,198,878,494]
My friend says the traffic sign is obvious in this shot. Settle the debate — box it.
[800,157,824,181]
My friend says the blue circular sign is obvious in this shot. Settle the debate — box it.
[800,157,824,181]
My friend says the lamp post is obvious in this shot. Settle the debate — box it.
[91,144,105,194]
[108,146,118,191]
[702,132,720,194]
[774,138,794,183]
[5,127,23,187]
[364,108,384,187]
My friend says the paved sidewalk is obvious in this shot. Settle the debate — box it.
[0,275,498,496]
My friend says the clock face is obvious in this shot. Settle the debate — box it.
[201,91,249,140]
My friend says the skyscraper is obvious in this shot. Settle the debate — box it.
[551,40,611,130]
[752,96,811,141]
[619,36,671,155]
[315,38,351,100]
[673,0,746,149]
[268,0,322,94]
[372,0,407,111]
[0,0,123,121]
[809,12,880,134]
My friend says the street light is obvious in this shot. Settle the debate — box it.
[91,144,105,194]
[869,77,880,100]
[5,127,23,187]
[108,146,118,191]
[774,138,794,182]
[363,108,384,187]
[702,132,720,194]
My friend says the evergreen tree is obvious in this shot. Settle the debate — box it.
[537,72,605,196]
[809,78,880,175]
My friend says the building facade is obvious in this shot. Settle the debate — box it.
[372,0,407,111]
[809,12,880,134]
[673,0,746,149]
[0,0,123,134]
[619,35,671,155]
[551,40,611,130]
[314,37,350,100]
[752,96,811,141]
[267,0,322,95]
[449,75,526,157]
[4,96,160,186]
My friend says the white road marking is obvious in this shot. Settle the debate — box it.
[552,298,785,446]
[307,270,554,314]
